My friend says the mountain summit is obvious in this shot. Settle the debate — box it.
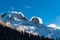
[0,11,60,40]
[30,16,43,25]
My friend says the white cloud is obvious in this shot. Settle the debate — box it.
[10,7,15,10]
[25,5,31,9]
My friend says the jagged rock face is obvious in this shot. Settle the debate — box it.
[11,12,28,21]
[29,16,43,25]
[0,11,60,40]
[0,11,28,23]
[31,17,39,24]
[0,13,7,18]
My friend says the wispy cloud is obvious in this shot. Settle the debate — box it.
[10,7,15,10]
[25,5,31,9]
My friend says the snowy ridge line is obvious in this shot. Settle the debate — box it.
[11,11,25,17]
[0,11,60,39]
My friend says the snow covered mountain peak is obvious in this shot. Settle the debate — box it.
[11,11,25,17]
[0,11,60,39]
[30,16,43,24]
[48,24,60,30]
[0,11,28,23]
[10,11,28,21]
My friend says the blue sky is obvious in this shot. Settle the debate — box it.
[0,0,60,26]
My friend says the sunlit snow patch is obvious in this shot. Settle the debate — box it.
[30,16,43,24]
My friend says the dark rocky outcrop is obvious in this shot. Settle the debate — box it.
[0,21,54,40]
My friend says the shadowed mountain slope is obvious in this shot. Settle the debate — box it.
[0,21,55,40]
